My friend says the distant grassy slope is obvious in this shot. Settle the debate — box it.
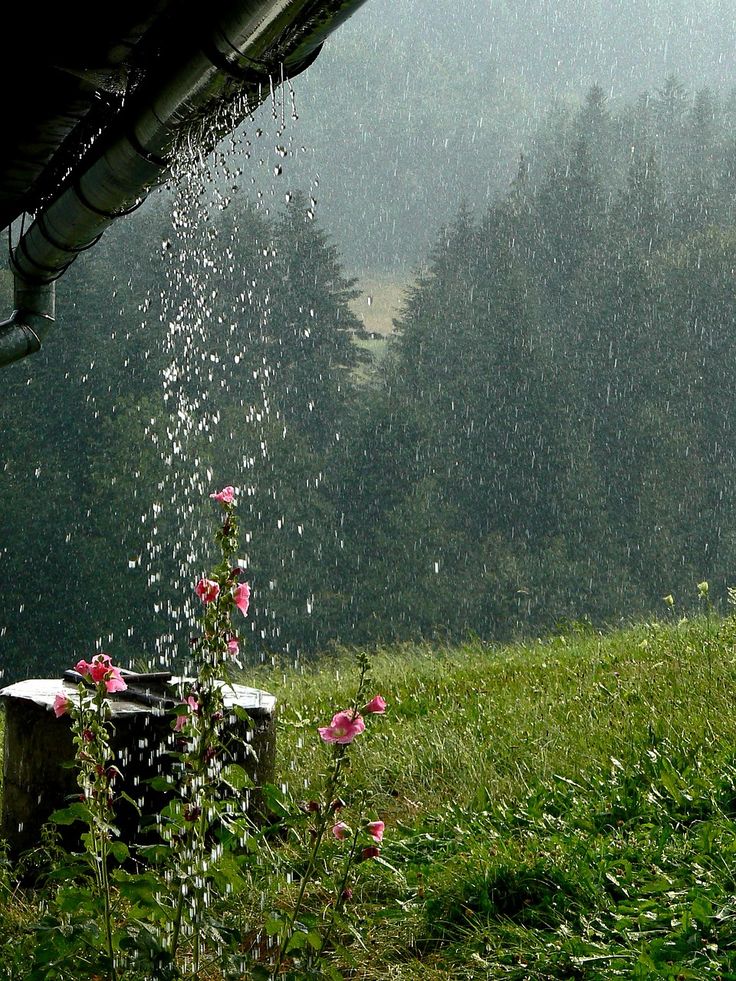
[349,273,406,336]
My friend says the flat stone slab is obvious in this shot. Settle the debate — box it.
[0,676,276,857]
[0,678,276,717]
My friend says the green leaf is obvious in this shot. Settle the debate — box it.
[285,929,309,952]
[109,840,129,863]
[118,790,143,815]
[264,915,284,937]
[261,783,292,818]
[221,762,252,791]
[113,871,168,912]
[49,801,93,826]
[54,885,97,914]
[146,775,176,792]
[232,704,255,725]
[690,895,713,926]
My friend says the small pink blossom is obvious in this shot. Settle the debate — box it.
[366,820,385,843]
[233,582,251,616]
[195,578,220,604]
[362,695,387,715]
[174,696,199,732]
[226,637,240,656]
[318,710,366,745]
[53,692,71,718]
[103,666,127,694]
[360,845,381,861]
[75,658,92,677]
[210,486,235,504]
[332,821,352,840]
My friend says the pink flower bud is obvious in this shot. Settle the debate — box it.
[210,486,235,504]
[366,821,385,843]
[233,582,251,616]
[332,821,352,841]
[362,695,387,715]
[195,578,220,604]
[341,887,353,901]
[53,692,71,718]
[226,637,240,656]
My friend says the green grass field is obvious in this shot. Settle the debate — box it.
[3,615,736,978]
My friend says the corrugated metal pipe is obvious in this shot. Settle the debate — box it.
[0,0,368,368]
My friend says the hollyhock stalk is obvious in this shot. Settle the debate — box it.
[55,658,126,981]
[169,486,251,972]
[274,650,380,973]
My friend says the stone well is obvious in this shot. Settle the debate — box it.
[0,675,276,856]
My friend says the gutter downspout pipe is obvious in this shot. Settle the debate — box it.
[0,0,368,368]
[0,280,55,365]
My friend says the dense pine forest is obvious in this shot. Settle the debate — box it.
[3,78,736,680]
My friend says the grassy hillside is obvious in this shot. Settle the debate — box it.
[3,615,736,977]
[349,274,406,337]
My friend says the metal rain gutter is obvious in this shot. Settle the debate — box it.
[0,0,369,368]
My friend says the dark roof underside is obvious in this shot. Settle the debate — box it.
[0,1,184,232]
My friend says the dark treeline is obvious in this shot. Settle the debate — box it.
[3,77,736,680]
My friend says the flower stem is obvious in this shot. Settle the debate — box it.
[274,747,348,975]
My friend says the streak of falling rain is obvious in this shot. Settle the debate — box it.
[134,80,309,682]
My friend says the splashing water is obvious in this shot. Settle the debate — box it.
[137,79,306,677]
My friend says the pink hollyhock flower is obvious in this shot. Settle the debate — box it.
[210,486,235,504]
[195,578,220,603]
[76,655,127,693]
[226,637,239,656]
[366,820,385,842]
[103,666,127,694]
[362,695,387,715]
[53,692,71,718]
[233,582,250,616]
[89,654,113,684]
[332,821,352,841]
[361,845,381,861]
[318,710,366,745]
[87,654,127,693]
